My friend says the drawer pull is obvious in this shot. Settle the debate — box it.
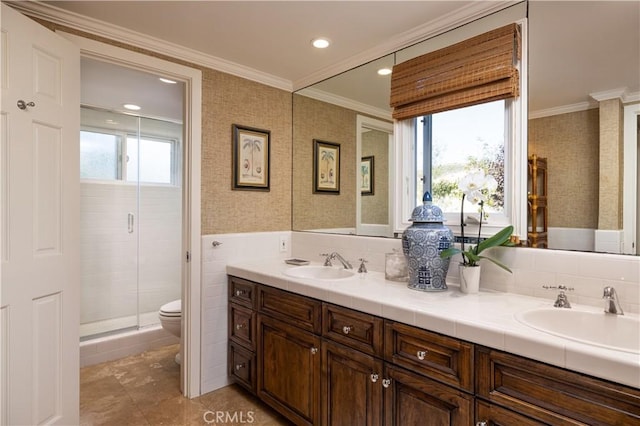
[236,322,247,330]
[342,325,353,335]
[382,378,391,388]
[416,350,427,360]
[370,373,379,383]
[235,363,245,371]
[235,289,246,297]
[310,347,319,355]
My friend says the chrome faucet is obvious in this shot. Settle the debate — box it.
[603,286,624,315]
[321,252,353,269]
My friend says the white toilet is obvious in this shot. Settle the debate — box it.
[159,299,181,364]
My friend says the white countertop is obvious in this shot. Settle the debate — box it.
[226,259,640,389]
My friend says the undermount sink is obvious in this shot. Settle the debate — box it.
[283,265,356,281]
[515,308,640,354]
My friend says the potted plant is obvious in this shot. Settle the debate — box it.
[439,171,514,293]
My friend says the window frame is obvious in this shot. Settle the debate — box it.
[80,126,181,187]
[393,18,528,240]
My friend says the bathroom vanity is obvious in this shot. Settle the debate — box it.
[227,261,640,425]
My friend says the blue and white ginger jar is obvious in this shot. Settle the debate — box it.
[402,192,453,292]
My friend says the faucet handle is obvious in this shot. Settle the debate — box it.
[320,253,332,266]
[357,258,368,274]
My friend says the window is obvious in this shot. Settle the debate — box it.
[80,129,179,185]
[415,100,507,219]
[80,131,121,180]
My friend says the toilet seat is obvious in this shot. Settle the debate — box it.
[159,299,181,317]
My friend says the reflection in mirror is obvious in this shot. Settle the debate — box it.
[292,0,639,255]
[528,1,639,255]
[357,116,394,237]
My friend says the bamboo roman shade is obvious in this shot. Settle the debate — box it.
[390,23,521,120]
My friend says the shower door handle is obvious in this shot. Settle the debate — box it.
[128,213,134,233]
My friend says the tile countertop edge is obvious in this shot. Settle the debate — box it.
[225,260,640,389]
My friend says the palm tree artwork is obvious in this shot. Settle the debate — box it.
[320,149,335,185]
[242,137,263,181]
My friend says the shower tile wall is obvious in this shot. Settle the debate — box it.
[80,182,182,333]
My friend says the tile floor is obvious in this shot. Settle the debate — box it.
[80,344,291,425]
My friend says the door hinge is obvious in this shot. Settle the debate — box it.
[186,251,191,262]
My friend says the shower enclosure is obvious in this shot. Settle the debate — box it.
[79,106,183,340]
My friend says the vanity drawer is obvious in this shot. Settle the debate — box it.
[229,276,257,309]
[384,320,473,392]
[229,303,256,350]
[229,341,256,393]
[322,303,383,356]
[476,346,640,425]
[258,285,322,334]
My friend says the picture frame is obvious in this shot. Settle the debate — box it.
[232,124,270,191]
[313,139,340,193]
[361,156,374,195]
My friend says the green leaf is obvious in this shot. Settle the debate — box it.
[439,247,462,259]
[476,226,513,254]
[477,255,512,273]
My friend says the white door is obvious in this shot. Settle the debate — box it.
[1,4,80,425]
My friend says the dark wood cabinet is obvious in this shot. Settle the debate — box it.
[383,363,473,426]
[476,346,640,426]
[228,275,640,426]
[257,313,321,426]
[321,339,383,426]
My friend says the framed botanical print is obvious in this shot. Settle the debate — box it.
[313,139,340,193]
[361,156,374,195]
[232,124,270,191]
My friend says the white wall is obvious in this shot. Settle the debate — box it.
[80,182,182,330]
[200,231,291,394]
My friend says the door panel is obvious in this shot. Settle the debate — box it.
[1,4,80,424]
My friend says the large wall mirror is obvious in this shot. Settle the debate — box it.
[292,0,639,255]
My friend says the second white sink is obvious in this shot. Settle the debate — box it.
[515,308,640,354]
[283,265,356,281]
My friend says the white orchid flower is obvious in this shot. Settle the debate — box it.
[483,174,498,192]
[465,189,485,205]
[459,172,485,194]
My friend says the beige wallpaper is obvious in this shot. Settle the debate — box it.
[292,94,357,231]
[528,109,599,229]
[597,99,624,230]
[361,129,389,225]
[36,18,292,235]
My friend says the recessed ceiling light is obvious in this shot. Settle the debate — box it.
[159,77,177,84]
[377,68,392,76]
[123,104,141,111]
[312,38,331,49]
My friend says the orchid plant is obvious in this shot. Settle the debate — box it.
[440,171,514,272]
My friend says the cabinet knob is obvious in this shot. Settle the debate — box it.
[382,378,391,388]
[416,350,427,360]
[235,289,246,296]
[310,347,318,355]
[235,363,245,371]
[370,373,379,383]
[236,323,246,330]
[342,325,352,335]
[476,422,488,426]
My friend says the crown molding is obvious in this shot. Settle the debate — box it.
[292,0,519,90]
[6,0,293,91]
[529,101,598,119]
[297,88,392,121]
[590,87,630,103]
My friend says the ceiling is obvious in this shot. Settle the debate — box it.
[14,1,640,121]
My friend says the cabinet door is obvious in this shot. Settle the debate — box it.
[383,364,472,426]
[476,399,549,426]
[258,313,321,426]
[322,340,384,426]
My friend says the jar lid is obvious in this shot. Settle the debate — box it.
[409,192,445,223]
